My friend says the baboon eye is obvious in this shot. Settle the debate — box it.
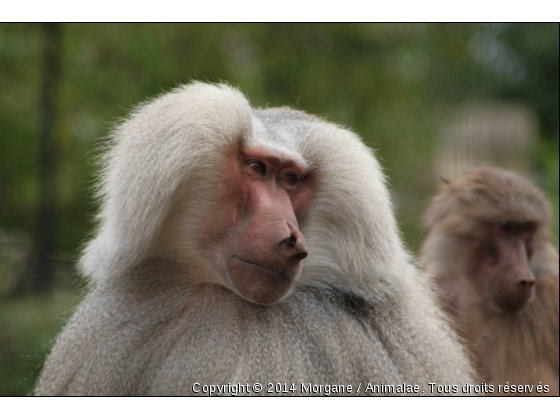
[521,222,537,239]
[501,222,513,232]
[249,161,266,175]
[523,222,536,232]
[282,172,298,186]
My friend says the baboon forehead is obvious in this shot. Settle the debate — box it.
[248,108,319,166]
[466,167,536,193]
[252,108,322,140]
[444,168,551,224]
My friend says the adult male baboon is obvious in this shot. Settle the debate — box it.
[36,82,474,396]
[421,167,559,395]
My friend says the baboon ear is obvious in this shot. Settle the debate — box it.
[440,174,451,185]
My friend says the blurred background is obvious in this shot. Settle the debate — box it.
[0,23,558,395]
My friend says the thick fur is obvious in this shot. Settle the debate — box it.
[421,167,559,395]
[36,83,474,395]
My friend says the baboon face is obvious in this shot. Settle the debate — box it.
[467,221,537,312]
[201,144,313,305]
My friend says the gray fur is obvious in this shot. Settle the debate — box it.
[36,83,474,395]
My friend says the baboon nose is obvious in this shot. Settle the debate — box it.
[518,279,535,288]
[280,234,308,260]
[282,234,298,249]
[292,250,308,262]
[517,278,536,302]
[280,222,308,262]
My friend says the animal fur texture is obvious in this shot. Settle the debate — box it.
[421,167,559,395]
[36,83,475,395]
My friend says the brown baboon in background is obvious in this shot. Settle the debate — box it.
[35,82,474,395]
[421,167,559,395]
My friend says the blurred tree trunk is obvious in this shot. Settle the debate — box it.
[13,23,62,295]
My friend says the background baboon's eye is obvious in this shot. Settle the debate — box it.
[501,222,513,232]
[523,222,536,232]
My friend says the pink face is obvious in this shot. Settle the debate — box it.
[467,222,537,312]
[200,145,314,305]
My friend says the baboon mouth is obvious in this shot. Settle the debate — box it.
[500,301,529,313]
[232,255,292,281]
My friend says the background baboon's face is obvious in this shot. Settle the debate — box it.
[467,222,537,312]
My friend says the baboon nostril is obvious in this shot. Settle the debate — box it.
[292,251,308,262]
[519,279,535,287]
[282,235,297,249]
[289,235,297,248]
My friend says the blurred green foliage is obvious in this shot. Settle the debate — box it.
[0,289,79,395]
[537,140,560,245]
[0,23,558,395]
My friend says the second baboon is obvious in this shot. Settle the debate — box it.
[421,167,559,396]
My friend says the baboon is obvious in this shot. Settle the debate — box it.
[421,167,559,395]
[36,82,474,396]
